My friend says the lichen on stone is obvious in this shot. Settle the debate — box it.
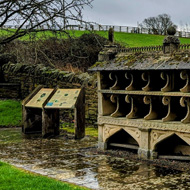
[90,61,107,69]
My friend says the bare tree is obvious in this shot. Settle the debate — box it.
[140,14,176,35]
[0,0,93,44]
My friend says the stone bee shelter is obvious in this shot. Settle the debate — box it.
[89,28,190,160]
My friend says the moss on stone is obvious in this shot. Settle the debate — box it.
[169,62,179,65]
[174,55,182,61]
[90,61,107,68]
[183,57,189,62]
[116,54,137,65]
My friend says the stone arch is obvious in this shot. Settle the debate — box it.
[175,133,190,145]
[106,128,140,149]
[154,133,190,156]
[104,126,140,146]
[122,128,140,145]
[152,132,175,150]
[152,132,190,150]
[104,126,122,143]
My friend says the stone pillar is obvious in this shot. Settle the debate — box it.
[98,45,117,62]
[98,124,107,150]
[163,26,180,54]
[97,72,103,116]
[150,150,158,160]
[98,29,117,62]
[138,128,151,159]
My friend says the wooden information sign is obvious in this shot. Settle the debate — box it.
[25,88,54,108]
[45,89,81,109]
[22,86,85,139]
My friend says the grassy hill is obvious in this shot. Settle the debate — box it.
[70,30,190,47]
[1,29,190,47]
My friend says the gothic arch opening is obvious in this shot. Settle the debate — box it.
[107,129,139,153]
[155,134,190,157]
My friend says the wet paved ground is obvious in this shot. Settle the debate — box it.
[0,128,190,190]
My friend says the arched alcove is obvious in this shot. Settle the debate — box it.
[155,134,190,156]
[107,129,139,152]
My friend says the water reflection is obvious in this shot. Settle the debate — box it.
[0,128,190,190]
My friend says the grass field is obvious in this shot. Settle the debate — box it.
[0,161,88,190]
[61,122,98,137]
[1,29,190,47]
[0,100,22,126]
[78,31,190,47]
[0,99,98,137]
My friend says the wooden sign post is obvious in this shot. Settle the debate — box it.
[22,86,85,139]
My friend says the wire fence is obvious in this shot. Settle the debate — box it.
[68,24,190,38]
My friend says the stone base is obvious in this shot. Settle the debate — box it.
[98,142,107,150]
[150,150,158,160]
[138,148,150,159]
[98,117,190,160]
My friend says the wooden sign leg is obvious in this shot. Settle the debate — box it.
[42,109,59,138]
[22,107,42,133]
[22,85,43,134]
[22,106,30,133]
[74,88,85,139]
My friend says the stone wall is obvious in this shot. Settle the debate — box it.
[1,63,98,126]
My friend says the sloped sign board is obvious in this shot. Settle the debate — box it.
[25,88,54,108]
[45,89,81,109]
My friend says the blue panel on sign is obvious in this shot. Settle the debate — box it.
[46,102,53,106]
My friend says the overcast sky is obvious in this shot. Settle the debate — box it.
[83,0,190,28]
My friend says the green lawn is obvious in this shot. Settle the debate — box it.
[61,122,98,137]
[95,31,190,47]
[1,29,190,47]
[0,99,98,137]
[0,161,88,190]
[0,100,22,126]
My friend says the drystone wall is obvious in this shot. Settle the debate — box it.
[1,63,98,126]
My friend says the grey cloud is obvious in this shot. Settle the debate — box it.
[83,0,190,27]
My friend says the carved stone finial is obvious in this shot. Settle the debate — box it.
[108,28,114,43]
[163,26,180,54]
[167,26,176,36]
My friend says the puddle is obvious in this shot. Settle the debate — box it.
[0,128,190,190]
